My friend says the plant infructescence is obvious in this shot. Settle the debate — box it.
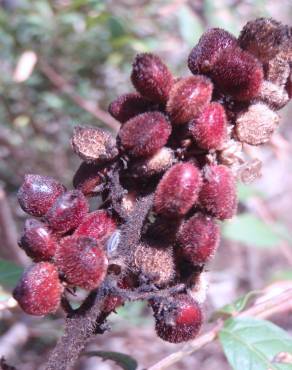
[14,17,292,369]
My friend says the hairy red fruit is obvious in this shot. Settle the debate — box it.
[131,53,173,104]
[73,162,104,196]
[210,47,264,101]
[102,276,134,314]
[152,294,203,343]
[17,174,66,217]
[199,165,237,220]
[71,126,118,164]
[108,93,157,123]
[154,163,202,218]
[74,210,116,244]
[13,262,62,316]
[55,236,108,290]
[166,76,213,125]
[286,71,292,98]
[18,219,57,262]
[188,28,238,75]
[119,112,171,157]
[189,102,227,150]
[177,213,220,264]
[45,190,89,234]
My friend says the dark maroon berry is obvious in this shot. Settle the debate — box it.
[55,236,108,290]
[166,76,213,125]
[17,174,66,217]
[13,262,62,316]
[177,213,220,264]
[119,112,171,157]
[188,28,238,75]
[73,162,104,196]
[18,219,57,261]
[108,93,157,123]
[286,71,292,98]
[199,165,237,220]
[45,190,89,234]
[154,163,202,218]
[131,53,173,104]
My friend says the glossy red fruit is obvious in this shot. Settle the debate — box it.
[73,162,104,196]
[17,174,66,217]
[154,163,202,218]
[55,236,108,290]
[177,213,220,264]
[119,112,171,157]
[18,219,57,262]
[189,102,227,150]
[188,28,238,75]
[45,190,89,234]
[152,294,203,343]
[210,47,264,101]
[199,165,237,220]
[166,76,213,125]
[13,262,62,316]
[131,53,173,104]
[108,93,157,123]
[74,210,116,244]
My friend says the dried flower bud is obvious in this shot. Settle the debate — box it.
[235,102,279,145]
[13,262,62,316]
[108,93,157,123]
[119,112,171,157]
[189,102,227,150]
[188,28,238,75]
[166,76,213,125]
[131,53,173,104]
[71,126,118,164]
[257,80,289,110]
[73,162,104,196]
[154,163,202,218]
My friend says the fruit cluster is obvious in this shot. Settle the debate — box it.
[14,18,291,343]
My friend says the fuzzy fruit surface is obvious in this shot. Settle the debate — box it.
[13,262,62,316]
[73,162,104,196]
[17,174,66,217]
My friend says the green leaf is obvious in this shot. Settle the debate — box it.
[0,259,23,289]
[219,317,292,370]
[83,351,138,370]
[177,5,203,46]
[237,183,264,202]
[223,214,282,248]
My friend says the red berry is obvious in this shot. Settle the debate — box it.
[74,210,116,244]
[154,163,202,218]
[188,28,238,75]
[166,76,213,125]
[286,71,292,98]
[189,102,227,150]
[119,112,171,157]
[131,53,173,104]
[18,219,57,262]
[177,213,220,264]
[17,174,66,217]
[152,294,203,343]
[45,190,89,234]
[73,162,104,196]
[108,93,157,123]
[199,165,237,220]
[210,47,264,101]
[13,262,62,316]
[55,236,108,290]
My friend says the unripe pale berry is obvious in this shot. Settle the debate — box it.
[17,174,66,217]
[131,53,173,104]
[189,102,227,150]
[166,76,213,125]
[55,236,108,290]
[119,112,171,157]
[45,190,89,234]
[199,165,237,220]
[154,163,202,218]
[108,93,157,123]
[13,262,62,316]
[18,219,57,262]
[265,52,290,87]
[188,28,238,75]
[73,162,104,196]
[257,81,289,110]
[177,213,220,264]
